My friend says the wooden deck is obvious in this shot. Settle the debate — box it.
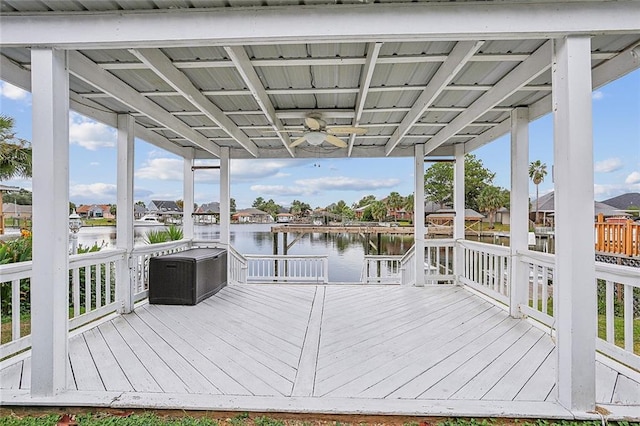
[1,285,639,418]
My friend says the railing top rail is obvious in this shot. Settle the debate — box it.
[244,254,329,260]
[516,249,555,267]
[0,259,33,276]
[425,238,456,247]
[131,238,192,255]
[459,239,510,256]
[228,244,247,262]
[595,261,640,287]
[363,255,403,260]
[399,244,415,264]
[69,248,126,265]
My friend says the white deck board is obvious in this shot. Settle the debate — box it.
[111,316,191,394]
[97,321,162,392]
[416,321,530,399]
[82,327,133,392]
[149,303,290,396]
[68,334,104,391]
[1,284,639,418]
[122,313,219,394]
[136,306,248,395]
[595,361,618,404]
[0,360,22,390]
[292,286,325,397]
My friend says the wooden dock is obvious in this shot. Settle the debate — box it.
[2,284,638,416]
[271,224,415,235]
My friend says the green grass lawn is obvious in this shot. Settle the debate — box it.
[0,411,636,426]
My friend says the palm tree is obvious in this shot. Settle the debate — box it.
[529,160,547,224]
[385,191,403,221]
[0,116,31,235]
[370,201,388,223]
[403,194,414,223]
[477,185,507,229]
[0,116,31,181]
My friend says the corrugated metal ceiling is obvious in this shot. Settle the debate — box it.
[1,2,639,159]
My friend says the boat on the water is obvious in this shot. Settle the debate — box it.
[134,215,163,226]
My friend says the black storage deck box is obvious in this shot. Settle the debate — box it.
[149,248,227,305]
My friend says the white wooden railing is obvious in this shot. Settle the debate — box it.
[228,245,248,285]
[362,255,403,284]
[244,254,328,283]
[517,250,555,327]
[130,239,192,301]
[459,240,511,305]
[516,249,639,370]
[0,249,126,359]
[425,239,456,284]
[400,245,416,286]
[595,262,639,370]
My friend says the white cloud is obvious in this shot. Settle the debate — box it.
[295,176,401,191]
[251,176,401,197]
[592,90,604,101]
[625,171,640,185]
[70,183,117,203]
[0,82,29,101]
[594,182,640,200]
[90,162,100,166]
[69,113,116,150]
[138,157,308,183]
[250,185,314,197]
[137,158,184,181]
[594,158,623,173]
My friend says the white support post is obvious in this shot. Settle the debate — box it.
[30,48,69,396]
[116,114,135,314]
[509,107,530,318]
[552,35,596,412]
[183,148,195,240]
[414,144,425,286]
[219,147,231,248]
[453,143,465,284]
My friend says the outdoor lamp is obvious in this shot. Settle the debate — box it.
[69,210,82,254]
[305,131,326,146]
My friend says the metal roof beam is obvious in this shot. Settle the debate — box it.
[130,48,258,157]
[348,42,382,157]
[385,40,484,156]
[424,40,552,155]
[0,53,188,158]
[68,51,220,158]
[95,52,616,71]
[463,42,640,153]
[76,83,552,99]
[2,2,639,47]
[224,46,294,158]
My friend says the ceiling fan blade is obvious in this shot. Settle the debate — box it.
[289,135,307,148]
[326,126,368,135]
[325,134,348,148]
[305,116,322,130]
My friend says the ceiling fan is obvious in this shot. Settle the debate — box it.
[284,114,367,148]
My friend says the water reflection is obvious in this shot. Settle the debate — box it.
[74,224,554,281]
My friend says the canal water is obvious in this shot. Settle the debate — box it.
[72,224,554,282]
[75,223,415,283]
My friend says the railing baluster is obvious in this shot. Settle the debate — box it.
[624,283,633,352]
[105,261,111,305]
[73,267,80,317]
[605,280,614,343]
[84,265,91,312]
[11,279,21,340]
[96,263,102,309]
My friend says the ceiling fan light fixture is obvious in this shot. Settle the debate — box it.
[306,131,326,146]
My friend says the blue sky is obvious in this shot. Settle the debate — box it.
[1,69,638,209]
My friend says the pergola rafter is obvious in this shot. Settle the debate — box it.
[130,48,258,157]
[68,51,221,158]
